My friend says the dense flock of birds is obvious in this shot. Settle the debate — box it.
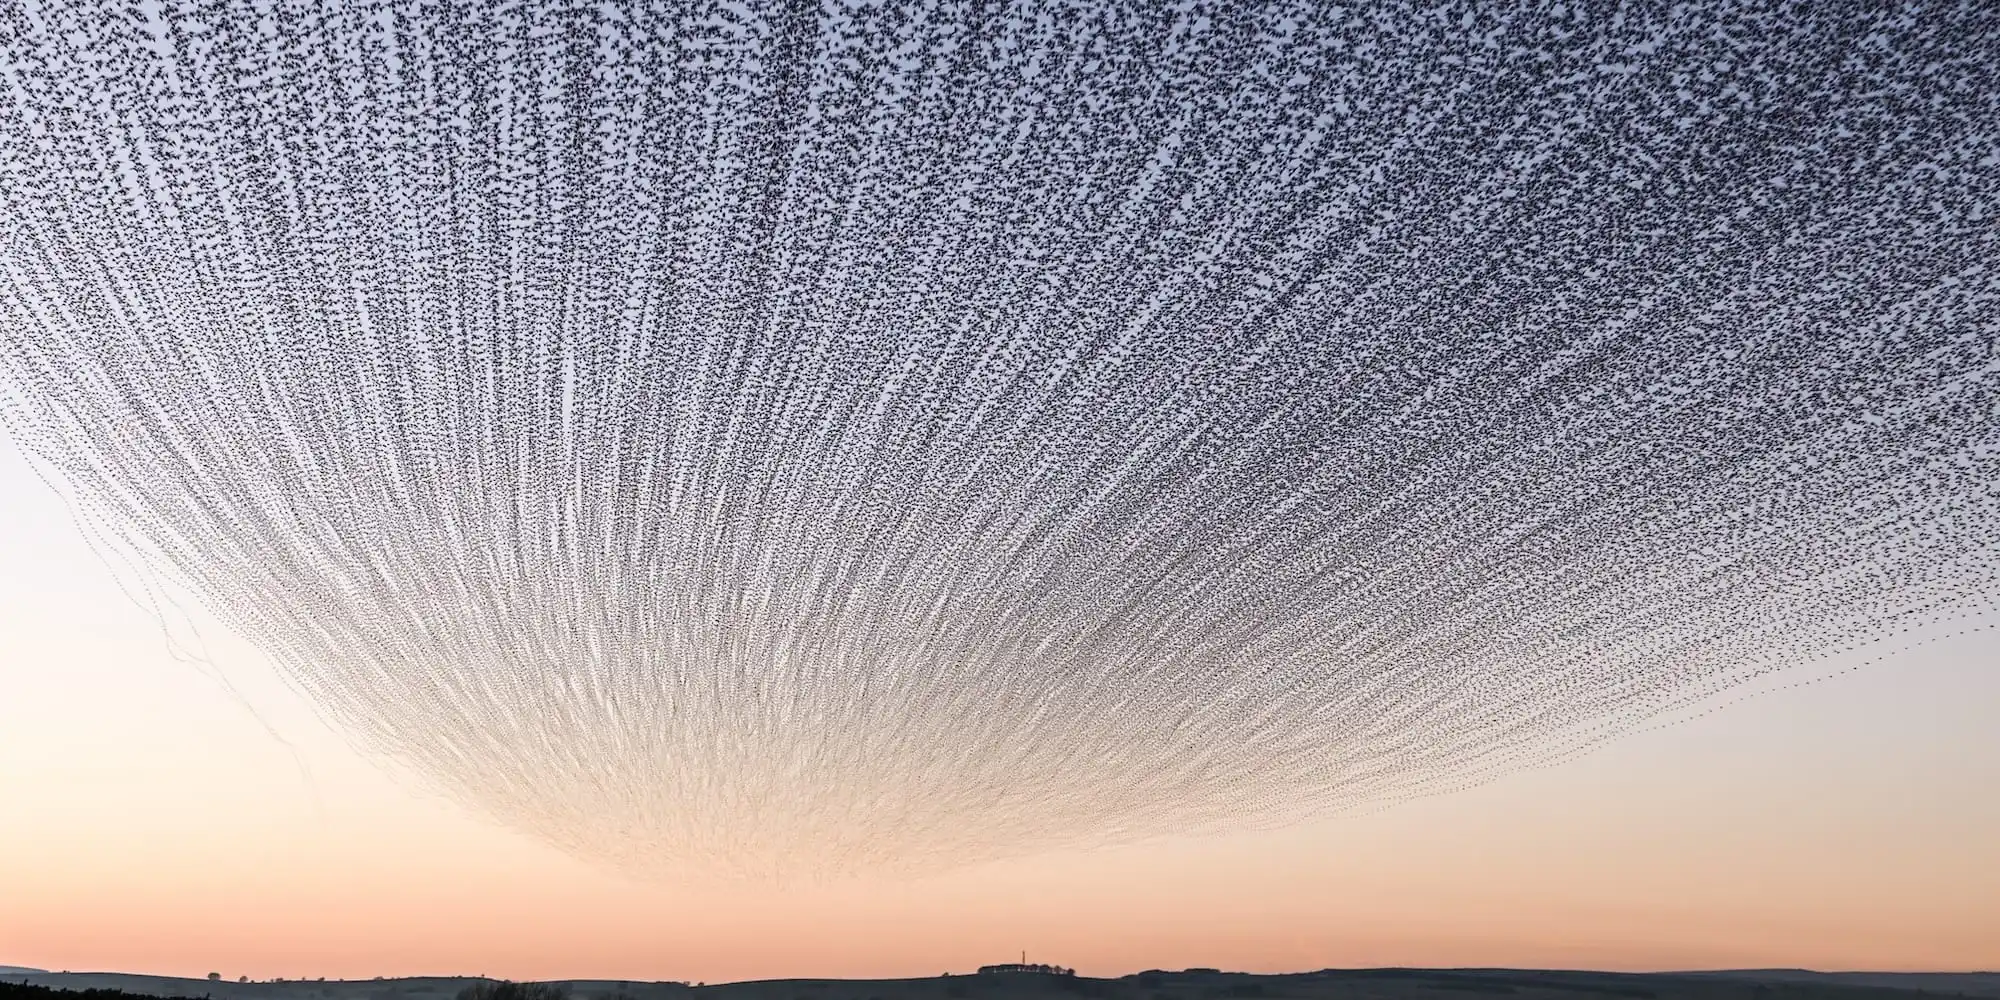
[1,1,1996,879]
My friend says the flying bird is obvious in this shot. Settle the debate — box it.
[0,0,1995,879]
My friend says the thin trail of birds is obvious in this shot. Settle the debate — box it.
[0,1,1996,880]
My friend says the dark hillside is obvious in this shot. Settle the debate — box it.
[10,969,1996,1000]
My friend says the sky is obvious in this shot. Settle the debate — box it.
[3,1,1998,984]
[3,434,1995,981]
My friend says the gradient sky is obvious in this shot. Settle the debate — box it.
[2,435,1995,981]
[4,1,1999,981]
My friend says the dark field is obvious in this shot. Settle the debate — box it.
[9,968,2000,1000]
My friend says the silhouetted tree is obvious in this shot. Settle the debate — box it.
[457,982,568,1000]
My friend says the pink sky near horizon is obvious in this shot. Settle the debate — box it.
[1,439,1995,983]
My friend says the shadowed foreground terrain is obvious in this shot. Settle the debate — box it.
[8,968,2000,1000]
